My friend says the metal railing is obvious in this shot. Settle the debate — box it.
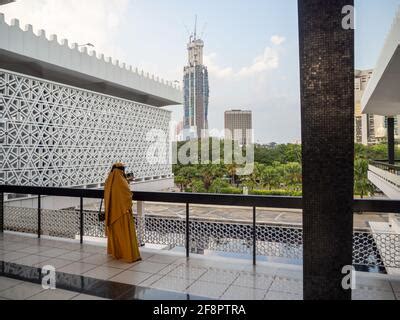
[370,160,400,176]
[1,185,400,269]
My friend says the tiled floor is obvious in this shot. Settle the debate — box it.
[0,278,107,300]
[1,231,399,300]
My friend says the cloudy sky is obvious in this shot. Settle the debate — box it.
[1,0,399,143]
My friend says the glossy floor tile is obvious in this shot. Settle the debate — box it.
[1,232,399,301]
[232,273,274,290]
[0,282,45,300]
[83,266,124,280]
[27,288,79,300]
[222,285,267,300]
[198,268,239,285]
[269,277,303,295]
[110,270,154,285]
[264,290,302,300]
[352,288,396,300]
[0,277,22,291]
[71,293,109,300]
[58,262,98,274]
[129,261,169,273]
[186,280,229,298]
[151,275,194,292]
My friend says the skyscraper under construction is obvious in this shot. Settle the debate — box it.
[183,20,209,140]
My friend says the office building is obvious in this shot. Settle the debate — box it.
[224,110,253,145]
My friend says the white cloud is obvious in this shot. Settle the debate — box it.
[204,35,285,79]
[270,35,286,45]
[205,46,280,80]
[0,0,129,61]
[203,53,234,79]
[237,46,279,77]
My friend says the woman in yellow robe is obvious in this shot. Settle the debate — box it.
[104,163,141,263]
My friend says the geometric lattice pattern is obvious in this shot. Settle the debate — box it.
[353,232,400,268]
[4,205,400,269]
[4,206,77,238]
[257,226,303,260]
[0,69,171,187]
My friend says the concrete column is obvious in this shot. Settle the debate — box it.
[298,0,354,300]
[388,117,395,165]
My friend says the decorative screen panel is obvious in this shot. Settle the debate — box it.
[0,70,172,187]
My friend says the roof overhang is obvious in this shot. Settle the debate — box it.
[362,11,400,116]
[0,15,183,107]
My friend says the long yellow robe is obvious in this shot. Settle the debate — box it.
[104,164,141,263]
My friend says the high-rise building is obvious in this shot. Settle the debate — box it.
[224,110,253,146]
[355,69,388,145]
[355,69,372,144]
[183,23,209,140]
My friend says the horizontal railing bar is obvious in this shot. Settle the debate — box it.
[134,191,303,209]
[0,185,302,208]
[370,160,400,171]
[353,199,400,213]
[373,160,400,163]
[0,185,103,199]
[1,185,400,213]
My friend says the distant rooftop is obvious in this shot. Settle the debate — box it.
[0,14,183,107]
[225,109,252,113]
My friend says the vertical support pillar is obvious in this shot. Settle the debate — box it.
[186,203,190,258]
[136,201,145,247]
[80,197,84,244]
[388,117,395,165]
[298,0,354,300]
[37,195,41,239]
[252,206,257,266]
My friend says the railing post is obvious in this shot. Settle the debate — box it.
[37,195,41,239]
[80,197,84,244]
[253,206,256,266]
[136,201,145,247]
[186,203,190,258]
[0,192,4,234]
[388,117,395,165]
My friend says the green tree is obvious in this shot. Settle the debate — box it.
[283,162,302,191]
[354,159,374,198]
[191,179,207,193]
[261,166,280,190]
[209,178,230,193]
[199,164,224,191]
[174,166,198,191]
[174,175,187,192]
[242,177,257,191]
[226,163,238,186]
